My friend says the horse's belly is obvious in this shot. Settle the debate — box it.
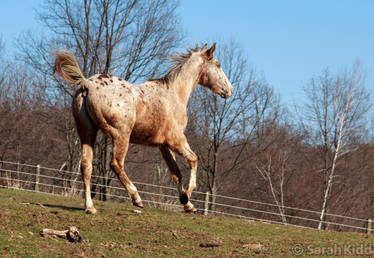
[129,95,168,145]
[129,124,165,146]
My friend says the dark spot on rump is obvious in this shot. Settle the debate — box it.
[119,94,122,97]
[104,81,108,85]
[117,104,120,107]
[96,87,99,90]
[89,78,93,81]
[95,81,99,84]
[110,79,113,83]
[118,78,122,81]
[101,82,104,86]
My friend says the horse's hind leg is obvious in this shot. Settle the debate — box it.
[72,92,98,214]
[80,133,97,214]
[110,136,143,208]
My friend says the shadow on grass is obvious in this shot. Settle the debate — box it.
[42,203,85,211]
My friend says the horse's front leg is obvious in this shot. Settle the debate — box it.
[178,141,198,212]
[110,136,143,208]
[159,145,185,201]
[164,137,198,212]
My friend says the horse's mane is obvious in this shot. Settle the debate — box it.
[147,44,202,86]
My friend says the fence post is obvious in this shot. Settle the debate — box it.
[204,192,210,215]
[368,218,372,234]
[35,165,40,192]
[16,161,20,182]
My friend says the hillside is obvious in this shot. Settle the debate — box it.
[0,188,373,257]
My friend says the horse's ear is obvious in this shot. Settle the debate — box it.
[201,43,208,51]
[206,42,216,59]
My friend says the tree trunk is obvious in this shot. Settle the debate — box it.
[318,173,333,230]
[318,117,344,229]
[209,184,218,212]
[209,151,219,211]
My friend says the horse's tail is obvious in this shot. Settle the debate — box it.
[54,49,90,89]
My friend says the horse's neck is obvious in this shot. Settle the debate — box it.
[171,61,201,107]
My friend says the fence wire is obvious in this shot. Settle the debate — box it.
[0,160,371,233]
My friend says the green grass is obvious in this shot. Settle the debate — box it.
[0,188,373,257]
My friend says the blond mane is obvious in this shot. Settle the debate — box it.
[147,44,203,86]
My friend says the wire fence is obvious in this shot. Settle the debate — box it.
[0,160,371,233]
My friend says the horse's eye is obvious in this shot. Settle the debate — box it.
[216,62,221,68]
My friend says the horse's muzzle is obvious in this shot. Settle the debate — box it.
[219,88,233,99]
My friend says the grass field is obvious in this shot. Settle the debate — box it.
[0,188,373,257]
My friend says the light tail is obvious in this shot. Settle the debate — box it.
[54,49,89,88]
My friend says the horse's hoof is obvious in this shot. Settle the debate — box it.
[179,192,189,205]
[184,202,197,213]
[133,200,144,208]
[85,207,97,214]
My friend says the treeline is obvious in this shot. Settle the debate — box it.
[0,0,373,230]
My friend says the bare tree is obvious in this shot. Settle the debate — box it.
[254,122,303,224]
[19,0,182,84]
[0,37,8,101]
[302,63,371,229]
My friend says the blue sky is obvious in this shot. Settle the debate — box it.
[179,1,374,103]
[0,0,373,104]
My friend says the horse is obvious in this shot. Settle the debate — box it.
[54,43,233,214]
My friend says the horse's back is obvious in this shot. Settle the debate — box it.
[74,74,182,146]
[82,75,138,136]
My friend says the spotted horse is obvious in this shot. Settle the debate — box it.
[54,43,233,214]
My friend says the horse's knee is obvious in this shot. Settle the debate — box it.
[191,155,198,168]
[186,151,198,168]
[172,174,181,184]
[110,159,119,172]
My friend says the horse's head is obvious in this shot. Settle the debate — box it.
[198,43,233,98]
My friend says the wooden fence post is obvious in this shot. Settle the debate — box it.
[35,165,40,192]
[368,218,372,234]
[204,192,210,216]
[16,161,20,183]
